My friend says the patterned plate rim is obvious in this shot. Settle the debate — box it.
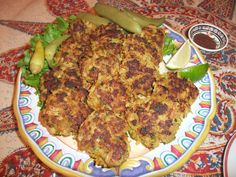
[13,24,217,177]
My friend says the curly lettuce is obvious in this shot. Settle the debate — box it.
[18,17,69,92]
[163,36,177,56]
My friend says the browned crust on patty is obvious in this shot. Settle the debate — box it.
[87,76,129,113]
[77,111,129,167]
[126,72,198,149]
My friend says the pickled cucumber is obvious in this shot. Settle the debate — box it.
[30,40,45,74]
[78,12,110,26]
[94,3,142,34]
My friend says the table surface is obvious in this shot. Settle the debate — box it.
[0,0,236,176]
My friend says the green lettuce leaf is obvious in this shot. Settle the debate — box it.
[18,17,69,92]
[163,36,177,56]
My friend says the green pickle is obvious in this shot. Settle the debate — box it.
[77,12,110,26]
[29,40,45,74]
[45,34,70,67]
[94,3,142,34]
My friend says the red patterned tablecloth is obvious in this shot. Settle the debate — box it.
[0,0,236,176]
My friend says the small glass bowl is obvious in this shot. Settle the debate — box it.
[188,23,228,52]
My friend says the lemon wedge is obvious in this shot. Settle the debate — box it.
[166,40,191,70]
[179,63,209,82]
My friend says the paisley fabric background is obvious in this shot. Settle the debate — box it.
[0,0,235,176]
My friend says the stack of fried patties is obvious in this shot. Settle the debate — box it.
[39,19,198,168]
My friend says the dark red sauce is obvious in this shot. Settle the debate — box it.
[193,33,216,49]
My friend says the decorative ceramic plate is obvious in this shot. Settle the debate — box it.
[223,132,236,177]
[13,24,216,177]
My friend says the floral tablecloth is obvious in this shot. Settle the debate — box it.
[0,0,236,176]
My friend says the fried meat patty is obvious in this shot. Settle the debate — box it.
[81,54,120,89]
[39,20,95,136]
[119,57,156,97]
[70,19,96,43]
[39,87,92,136]
[77,111,129,167]
[80,24,124,89]
[39,61,92,136]
[141,26,165,65]
[126,72,198,148]
[119,33,163,97]
[153,72,199,114]
[87,76,129,113]
[126,96,180,149]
